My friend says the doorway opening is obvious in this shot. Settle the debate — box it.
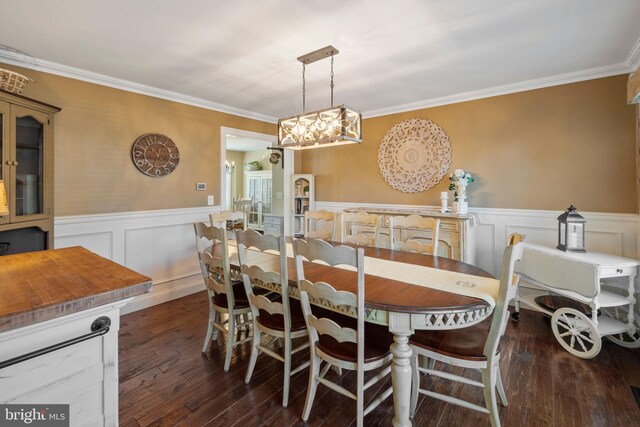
[220,127,292,236]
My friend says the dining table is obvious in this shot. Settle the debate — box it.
[223,240,496,427]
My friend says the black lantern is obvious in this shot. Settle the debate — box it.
[557,205,586,252]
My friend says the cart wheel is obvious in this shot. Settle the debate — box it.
[551,308,601,359]
[601,307,640,349]
[510,311,520,322]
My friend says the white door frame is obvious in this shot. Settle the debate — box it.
[220,127,293,236]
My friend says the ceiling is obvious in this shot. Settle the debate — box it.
[0,1,638,122]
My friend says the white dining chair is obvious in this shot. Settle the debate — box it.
[293,238,393,427]
[340,211,381,247]
[408,233,525,427]
[389,214,440,255]
[193,222,252,371]
[304,209,336,241]
[210,210,246,239]
[233,199,252,223]
[236,229,310,407]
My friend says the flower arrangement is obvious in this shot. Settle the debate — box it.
[448,169,474,201]
[245,160,263,171]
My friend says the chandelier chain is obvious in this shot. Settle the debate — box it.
[302,63,306,113]
[330,54,334,107]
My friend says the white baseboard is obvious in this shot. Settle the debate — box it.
[120,274,204,315]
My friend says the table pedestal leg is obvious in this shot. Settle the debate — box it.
[391,332,413,427]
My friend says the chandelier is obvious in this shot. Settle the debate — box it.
[278,46,362,150]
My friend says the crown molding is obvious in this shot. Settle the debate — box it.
[363,62,633,119]
[2,40,638,123]
[0,49,277,124]
[625,36,640,71]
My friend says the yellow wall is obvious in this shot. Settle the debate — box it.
[301,75,638,213]
[1,64,276,216]
[4,63,635,215]
[225,150,244,203]
[243,149,271,171]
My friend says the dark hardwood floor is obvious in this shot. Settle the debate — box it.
[119,291,640,426]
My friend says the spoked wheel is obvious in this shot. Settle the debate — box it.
[551,308,601,359]
[601,306,640,349]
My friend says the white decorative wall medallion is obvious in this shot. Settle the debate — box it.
[378,118,452,193]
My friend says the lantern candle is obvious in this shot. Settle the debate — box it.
[557,205,586,252]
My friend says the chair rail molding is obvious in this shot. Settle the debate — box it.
[315,201,639,277]
[54,206,221,314]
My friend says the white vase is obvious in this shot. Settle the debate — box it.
[454,198,468,214]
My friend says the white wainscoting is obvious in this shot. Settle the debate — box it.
[315,201,639,277]
[54,206,220,314]
[53,203,639,314]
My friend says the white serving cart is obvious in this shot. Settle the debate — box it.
[513,243,639,359]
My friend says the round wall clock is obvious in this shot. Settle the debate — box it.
[131,133,180,177]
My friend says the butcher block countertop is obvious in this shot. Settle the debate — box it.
[0,246,152,333]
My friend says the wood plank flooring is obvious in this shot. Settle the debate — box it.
[119,291,640,426]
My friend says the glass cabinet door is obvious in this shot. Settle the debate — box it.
[247,176,261,228]
[0,101,9,224]
[261,177,272,217]
[10,106,49,222]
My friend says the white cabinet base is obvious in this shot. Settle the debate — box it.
[0,300,131,427]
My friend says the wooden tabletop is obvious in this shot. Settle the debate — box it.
[230,242,494,315]
[0,247,152,332]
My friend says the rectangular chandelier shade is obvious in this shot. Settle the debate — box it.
[278,105,362,150]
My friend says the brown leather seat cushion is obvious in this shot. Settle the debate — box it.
[211,280,250,309]
[257,295,307,332]
[314,311,393,363]
[409,316,495,361]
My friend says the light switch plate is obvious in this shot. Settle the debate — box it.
[207,195,214,206]
[275,192,283,200]
[196,183,206,191]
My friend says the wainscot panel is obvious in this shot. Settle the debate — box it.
[315,201,639,278]
[54,203,638,312]
[54,206,220,314]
